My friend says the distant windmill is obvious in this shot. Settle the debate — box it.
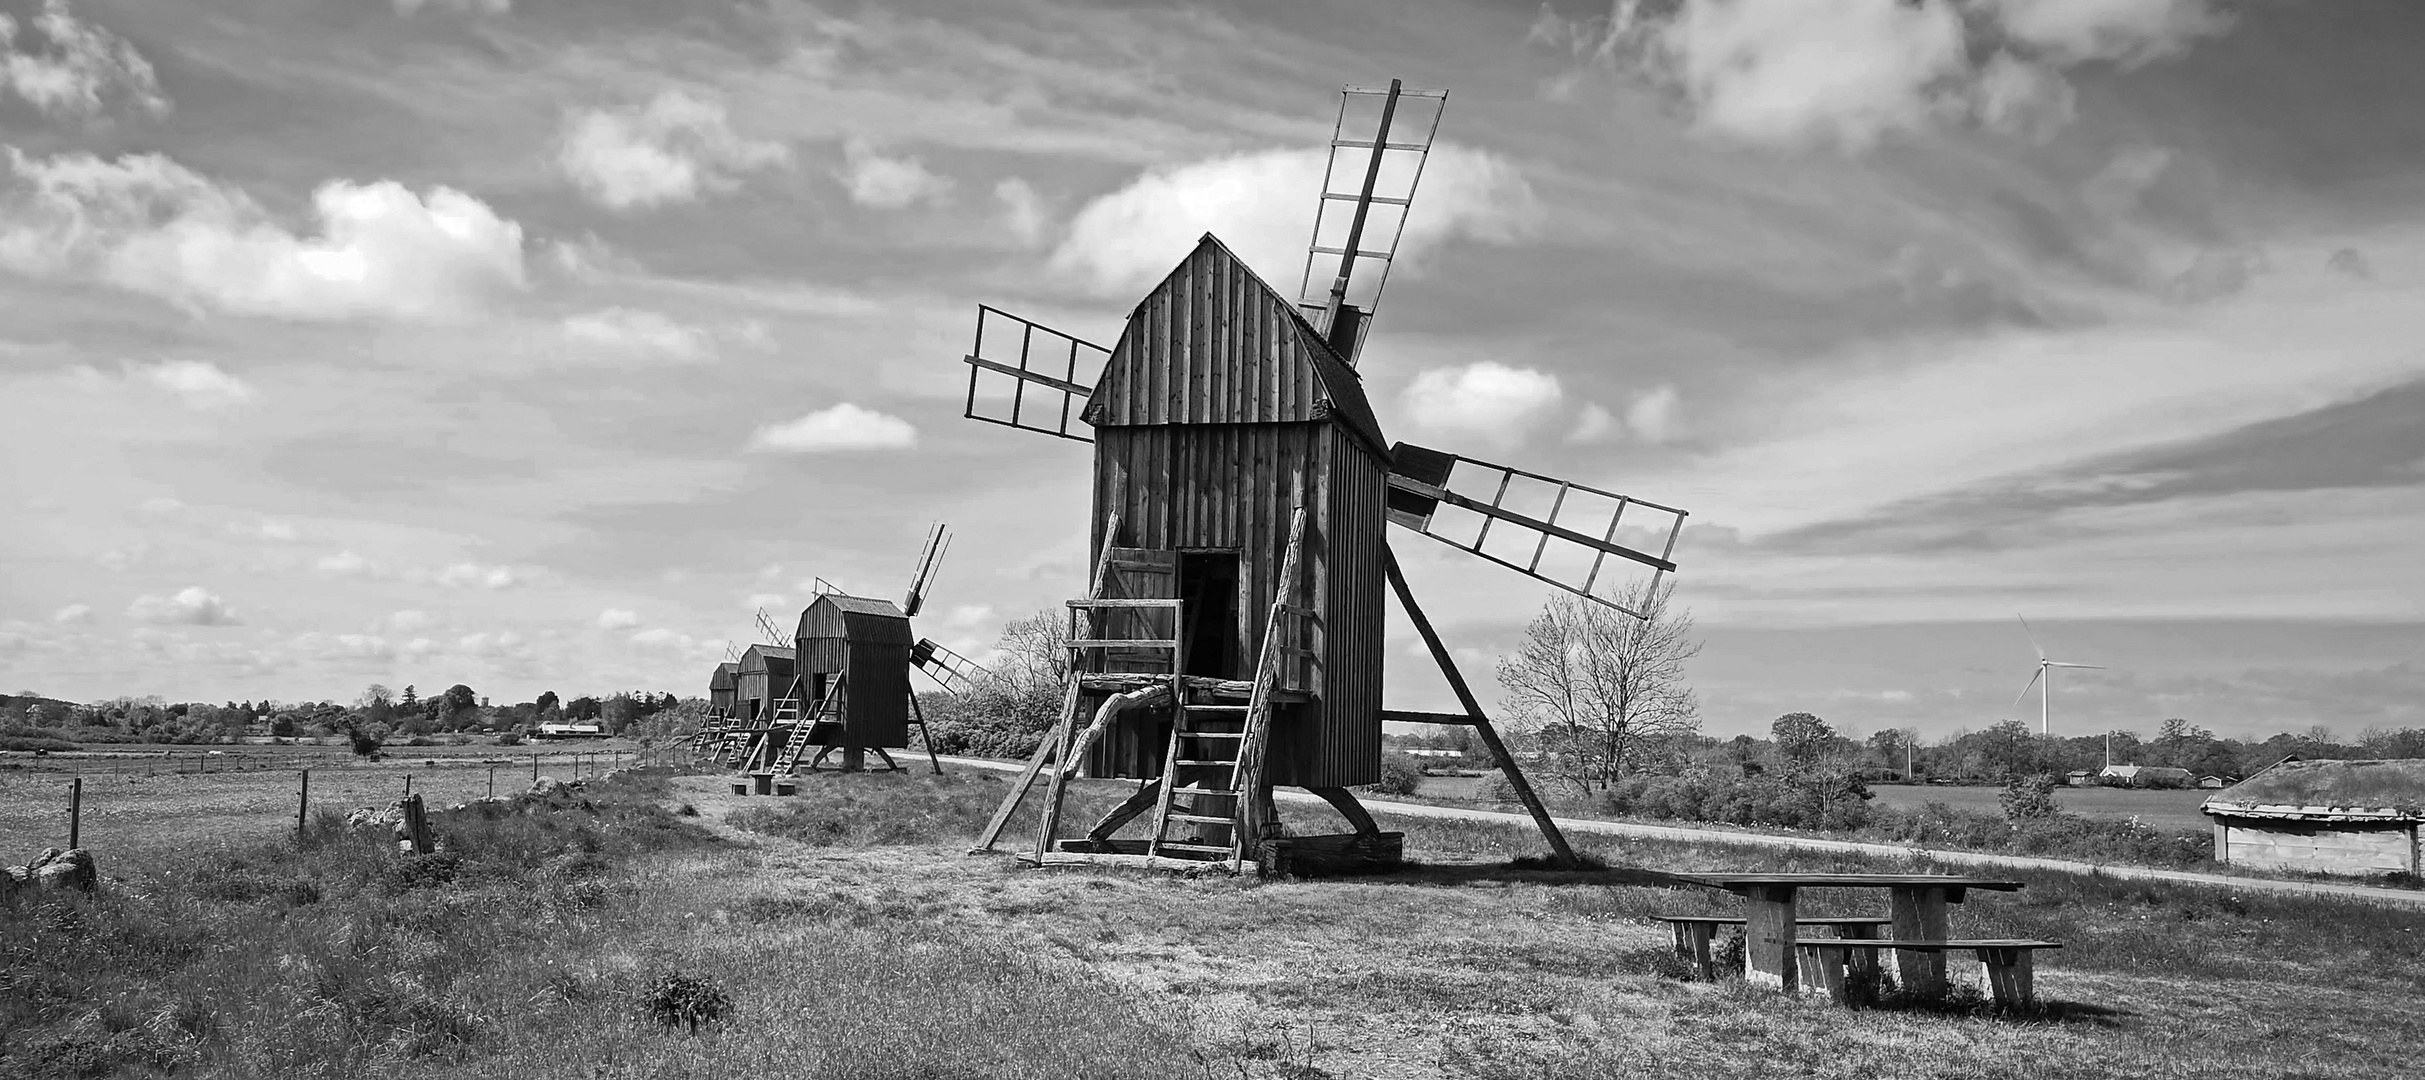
[2011,615,2106,738]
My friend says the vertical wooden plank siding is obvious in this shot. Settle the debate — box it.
[845,641,913,747]
[1304,426,1388,788]
[1097,241,1328,429]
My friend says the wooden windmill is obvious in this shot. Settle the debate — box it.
[690,660,743,765]
[955,80,1690,873]
[769,524,993,775]
[716,609,801,771]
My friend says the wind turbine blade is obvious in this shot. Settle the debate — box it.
[2011,668,2043,708]
[2047,662,2106,670]
[2016,614,2045,660]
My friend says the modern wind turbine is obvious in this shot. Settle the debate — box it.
[2011,615,2105,738]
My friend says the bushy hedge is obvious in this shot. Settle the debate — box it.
[1598,771,1878,831]
[1363,751,1424,797]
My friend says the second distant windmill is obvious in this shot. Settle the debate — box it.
[2011,615,2106,737]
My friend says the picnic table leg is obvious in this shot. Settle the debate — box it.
[1670,922,1716,980]
[1840,921,1881,999]
[1795,944,1850,1004]
[1976,947,2034,1008]
[1742,886,1797,992]
[1890,886,1950,1000]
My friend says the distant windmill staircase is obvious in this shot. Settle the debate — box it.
[955,79,1692,873]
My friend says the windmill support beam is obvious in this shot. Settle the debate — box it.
[1383,544,1578,869]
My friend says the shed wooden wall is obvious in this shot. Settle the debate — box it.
[2214,818,2419,875]
[736,651,796,720]
[1091,239,1336,429]
[1081,422,1388,787]
[843,642,911,747]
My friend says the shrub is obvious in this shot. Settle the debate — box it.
[494,731,523,747]
[2000,773,2062,821]
[640,972,731,1033]
[1365,751,1424,797]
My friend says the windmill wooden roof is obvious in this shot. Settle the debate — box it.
[739,644,795,667]
[796,593,914,646]
[709,662,738,691]
[1086,233,1389,456]
[2202,758,2425,821]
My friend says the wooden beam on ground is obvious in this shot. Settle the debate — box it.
[969,719,1059,853]
[1383,543,1578,869]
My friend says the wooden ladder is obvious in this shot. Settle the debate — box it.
[771,673,846,774]
[1034,552,1184,862]
[1145,505,1309,864]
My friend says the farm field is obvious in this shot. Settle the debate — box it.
[1867,782,2216,831]
[0,747,636,866]
[6,765,2421,1078]
[1413,774,2218,831]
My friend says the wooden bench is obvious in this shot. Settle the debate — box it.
[1792,938,2061,1008]
[1652,915,1894,981]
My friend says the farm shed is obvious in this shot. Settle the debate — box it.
[2202,758,2424,876]
[2101,764,2194,788]
[2196,774,2235,789]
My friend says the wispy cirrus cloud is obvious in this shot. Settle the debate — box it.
[0,0,168,120]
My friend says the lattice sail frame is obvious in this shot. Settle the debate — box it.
[964,305,1108,443]
[1297,82,1450,364]
[1384,443,1687,620]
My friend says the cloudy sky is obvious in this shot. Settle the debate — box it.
[2,0,2420,740]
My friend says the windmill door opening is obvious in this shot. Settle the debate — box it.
[1178,550,1241,678]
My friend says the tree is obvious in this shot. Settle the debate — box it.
[1495,577,1702,793]
[1771,712,1835,771]
[2000,773,2062,821]
[356,684,394,710]
[566,696,603,723]
[443,684,477,714]
[399,685,419,710]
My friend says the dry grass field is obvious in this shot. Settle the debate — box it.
[1865,783,2217,831]
[6,764,2420,1079]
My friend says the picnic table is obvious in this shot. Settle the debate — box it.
[1668,872,2027,997]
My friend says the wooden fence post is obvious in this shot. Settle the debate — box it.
[531,754,538,781]
[67,777,82,849]
[487,765,496,799]
[297,769,310,839]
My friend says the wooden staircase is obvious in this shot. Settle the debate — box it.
[771,673,845,774]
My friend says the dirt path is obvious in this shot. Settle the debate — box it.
[934,755,2425,908]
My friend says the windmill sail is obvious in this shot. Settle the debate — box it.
[909,638,989,696]
[1297,81,1449,365]
[964,304,1108,443]
[903,523,950,618]
[1385,442,1687,620]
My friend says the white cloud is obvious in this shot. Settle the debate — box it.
[138,360,254,409]
[315,550,373,574]
[596,608,641,630]
[1624,384,1683,444]
[558,90,788,211]
[994,177,1047,244]
[51,603,90,623]
[387,609,435,633]
[748,403,918,452]
[138,496,183,515]
[1049,143,1539,297]
[393,0,511,15]
[744,592,789,611]
[836,137,954,208]
[1570,402,1619,443]
[254,521,298,541]
[0,0,168,120]
[456,630,526,657]
[1401,362,1565,447]
[437,562,518,589]
[1536,0,2233,152]
[1980,0,2231,66]
[0,149,530,320]
[127,585,237,626]
[560,307,714,364]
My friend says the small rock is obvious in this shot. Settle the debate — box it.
[27,848,96,892]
